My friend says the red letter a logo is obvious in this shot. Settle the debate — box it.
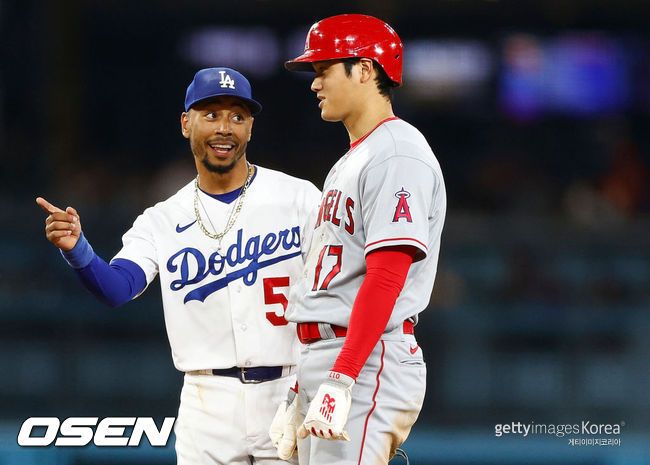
[392,188,413,222]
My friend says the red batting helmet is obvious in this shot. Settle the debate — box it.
[285,14,404,86]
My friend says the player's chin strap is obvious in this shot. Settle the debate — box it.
[392,448,410,465]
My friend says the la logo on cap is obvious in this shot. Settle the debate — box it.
[219,70,235,89]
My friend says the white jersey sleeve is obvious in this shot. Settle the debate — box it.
[360,156,437,260]
[112,208,160,288]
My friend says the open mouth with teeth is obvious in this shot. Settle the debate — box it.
[208,142,236,157]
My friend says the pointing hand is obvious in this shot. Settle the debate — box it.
[36,197,82,251]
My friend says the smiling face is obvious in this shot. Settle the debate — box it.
[181,96,254,175]
[310,60,360,122]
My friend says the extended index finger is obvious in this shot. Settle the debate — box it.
[36,197,64,214]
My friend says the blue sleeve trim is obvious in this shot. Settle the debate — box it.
[72,255,148,308]
[60,232,94,269]
[109,258,148,298]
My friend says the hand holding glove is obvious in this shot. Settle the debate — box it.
[269,383,303,459]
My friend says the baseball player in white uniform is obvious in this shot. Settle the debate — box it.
[36,67,321,465]
[269,15,446,465]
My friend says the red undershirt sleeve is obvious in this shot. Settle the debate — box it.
[331,245,417,379]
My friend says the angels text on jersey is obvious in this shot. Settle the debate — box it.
[314,189,355,234]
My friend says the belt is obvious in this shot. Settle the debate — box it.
[297,320,414,344]
[187,366,284,383]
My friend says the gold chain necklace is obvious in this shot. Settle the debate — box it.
[193,162,253,249]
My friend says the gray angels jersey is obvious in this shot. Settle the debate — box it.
[286,117,446,330]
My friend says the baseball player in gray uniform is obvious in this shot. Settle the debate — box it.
[37,67,321,465]
[269,14,447,465]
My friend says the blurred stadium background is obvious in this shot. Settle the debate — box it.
[1,0,649,463]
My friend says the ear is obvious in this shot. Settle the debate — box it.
[359,58,375,84]
[180,112,191,139]
[247,117,254,142]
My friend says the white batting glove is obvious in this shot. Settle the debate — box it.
[269,384,303,459]
[298,371,355,441]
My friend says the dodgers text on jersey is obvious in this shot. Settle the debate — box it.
[167,226,301,303]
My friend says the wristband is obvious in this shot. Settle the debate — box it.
[60,232,94,269]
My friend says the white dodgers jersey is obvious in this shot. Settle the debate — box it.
[286,118,446,330]
[112,166,321,372]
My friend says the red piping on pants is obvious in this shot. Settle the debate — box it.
[357,340,385,465]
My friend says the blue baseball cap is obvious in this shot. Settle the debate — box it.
[184,67,262,115]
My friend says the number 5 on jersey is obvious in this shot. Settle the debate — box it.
[312,245,342,291]
[264,277,290,326]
